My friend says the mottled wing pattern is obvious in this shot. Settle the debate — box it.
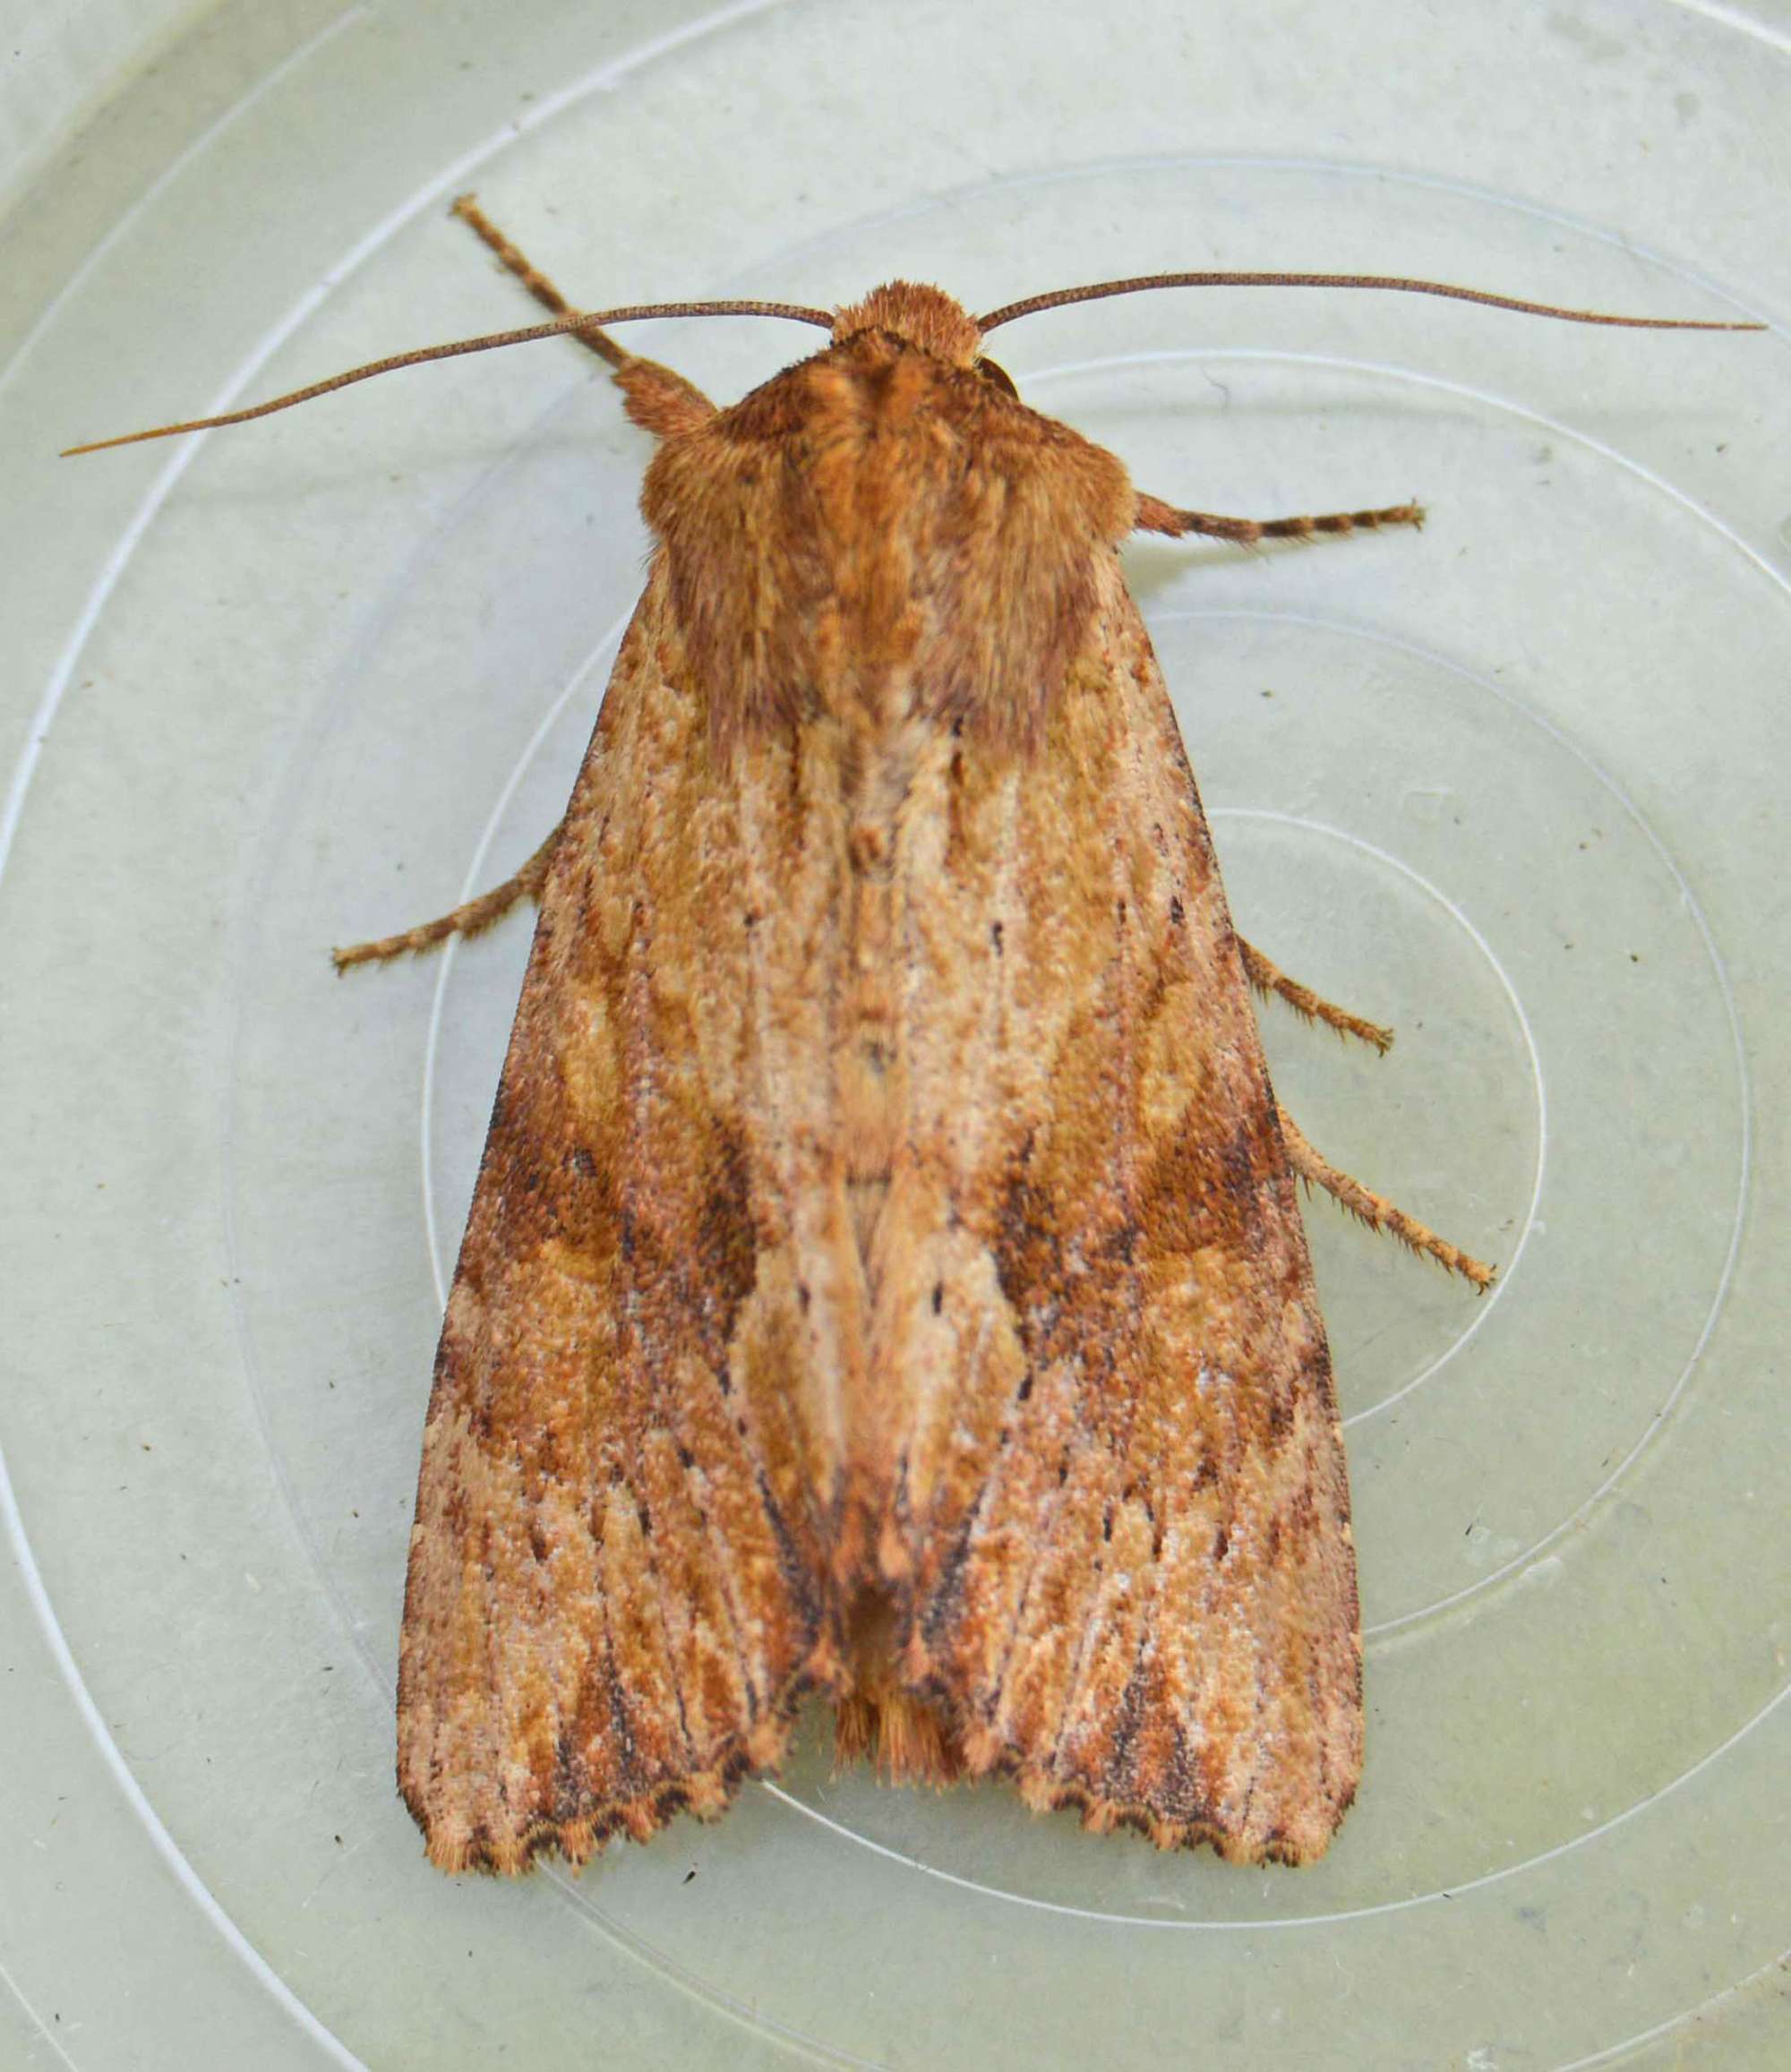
[397,572,860,1872]
[872,554,1361,1864]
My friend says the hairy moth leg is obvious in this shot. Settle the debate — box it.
[332,823,562,971]
[334,199,724,977]
[1277,1104,1495,1289]
[1134,492,1425,544]
[1132,484,1411,1044]
[1238,938,1393,1053]
[452,193,716,439]
[451,194,584,329]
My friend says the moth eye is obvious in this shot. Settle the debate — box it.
[976,356,1019,399]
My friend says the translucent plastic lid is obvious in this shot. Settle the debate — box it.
[4,2,1788,2065]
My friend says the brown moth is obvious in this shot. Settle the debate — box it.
[66,202,1757,1874]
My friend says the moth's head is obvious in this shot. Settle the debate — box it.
[830,281,1019,397]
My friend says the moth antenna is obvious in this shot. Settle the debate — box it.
[977,271,1766,335]
[60,298,834,457]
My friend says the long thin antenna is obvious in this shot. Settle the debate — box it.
[64,268,1765,458]
[978,270,1765,335]
[61,298,835,457]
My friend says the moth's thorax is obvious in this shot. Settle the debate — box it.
[830,281,982,367]
[640,319,1135,758]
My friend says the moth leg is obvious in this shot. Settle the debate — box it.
[1237,938,1393,1054]
[1276,1105,1495,1290]
[331,821,561,972]
[1134,491,1424,544]
[452,193,716,438]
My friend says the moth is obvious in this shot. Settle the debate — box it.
[68,201,1755,1873]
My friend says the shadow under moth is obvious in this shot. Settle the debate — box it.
[68,201,1757,1873]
